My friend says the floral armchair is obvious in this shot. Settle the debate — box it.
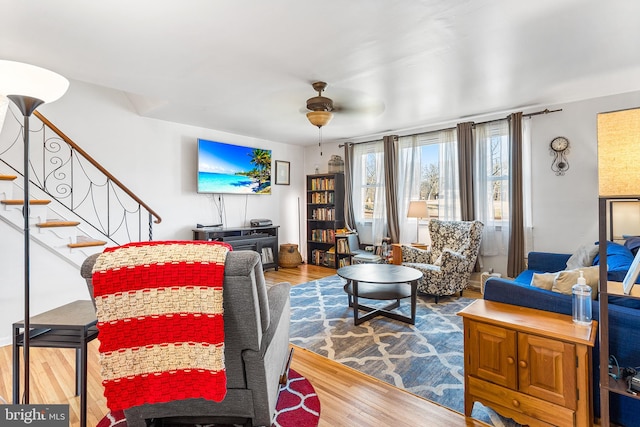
[392,219,483,302]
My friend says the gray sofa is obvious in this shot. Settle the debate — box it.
[81,249,291,427]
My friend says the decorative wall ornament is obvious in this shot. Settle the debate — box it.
[550,136,570,175]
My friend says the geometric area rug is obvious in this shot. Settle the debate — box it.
[289,274,520,427]
[96,368,320,427]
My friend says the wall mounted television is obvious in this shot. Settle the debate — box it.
[197,139,272,194]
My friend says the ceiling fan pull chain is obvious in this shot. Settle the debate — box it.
[318,126,323,156]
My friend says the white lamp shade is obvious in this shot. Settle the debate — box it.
[598,107,640,197]
[0,60,69,103]
[407,200,428,218]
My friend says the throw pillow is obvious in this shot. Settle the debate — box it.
[552,266,599,300]
[433,248,464,266]
[566,244,599,270]
[531,272,557,290]
[592,241,635,281]
[624,236,640,256]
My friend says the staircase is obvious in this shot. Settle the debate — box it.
[0,174,109,266]
[0,109,161,268]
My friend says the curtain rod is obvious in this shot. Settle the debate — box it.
[339,107,562,147]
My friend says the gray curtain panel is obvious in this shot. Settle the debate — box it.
[507,112,525,277]
[384,135,399,243]
[457,122,475,221]
[344,143,356,230]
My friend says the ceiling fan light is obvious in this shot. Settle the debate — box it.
[307,110,333,128]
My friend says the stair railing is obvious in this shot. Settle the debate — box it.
[0,107,161,245]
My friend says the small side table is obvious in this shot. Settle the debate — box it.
[458,300,596,426]
[13,300,98,427]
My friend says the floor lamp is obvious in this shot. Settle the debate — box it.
[407,200,429,245]
[0,60,69,403]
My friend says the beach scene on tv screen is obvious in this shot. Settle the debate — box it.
[198,139,271,194]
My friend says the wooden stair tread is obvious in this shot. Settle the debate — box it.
[68,240,107,249]
[0,174,17,181]
[1,199,51,205]
[37,221,81,228]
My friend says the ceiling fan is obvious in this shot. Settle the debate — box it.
[305,81,334,128]
[303,81,385,154]
[304,81,385,127]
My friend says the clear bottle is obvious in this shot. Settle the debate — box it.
[572,270,592,325]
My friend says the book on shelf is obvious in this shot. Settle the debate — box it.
[338,258,351,267]
[311,207,335,220]
[323,252,336,268]
[310,191,336,204]
[310,177,335,191]
[311,249,324,266]
[336,238,350,254]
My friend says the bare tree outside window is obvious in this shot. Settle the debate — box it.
[489,135,509,220]
[419,145,440,218]
[363,152,378,219]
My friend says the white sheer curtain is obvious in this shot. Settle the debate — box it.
[397,135,421,243]
[397,129,460,244]
[437,129,460,221]
[352,140,386,245]
[475,120,510,256]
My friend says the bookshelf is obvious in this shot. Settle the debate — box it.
[307,173,346,268]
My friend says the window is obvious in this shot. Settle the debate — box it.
[361,149,383,219]
[351,140,386,244]
[474,120,510,256]
[397,130,459,243]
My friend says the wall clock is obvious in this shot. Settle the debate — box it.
[550,136,570,175]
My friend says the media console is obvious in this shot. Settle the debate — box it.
[192,225,279,271]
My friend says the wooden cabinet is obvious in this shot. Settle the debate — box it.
[307,173,345,268]
[459,300,597,427]
[192,225,279,271]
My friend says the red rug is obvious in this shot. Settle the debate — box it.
[97,369,320,427]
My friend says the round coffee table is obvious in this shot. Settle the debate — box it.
[337,264,423,325]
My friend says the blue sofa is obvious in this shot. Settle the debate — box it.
[484,250,640,426]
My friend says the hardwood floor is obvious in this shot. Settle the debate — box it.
[0,263,486,426]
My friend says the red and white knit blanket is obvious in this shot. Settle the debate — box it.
[92,241,231,412]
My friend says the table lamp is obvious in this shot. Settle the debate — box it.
[407,200,429,244]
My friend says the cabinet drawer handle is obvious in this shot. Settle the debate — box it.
[506,356,514,364]
[512,399,520,408]
[519,360,528,368]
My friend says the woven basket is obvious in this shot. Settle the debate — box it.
[279,243,302,268]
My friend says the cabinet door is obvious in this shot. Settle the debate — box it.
[468,321,517,389]
[518,333,576,410]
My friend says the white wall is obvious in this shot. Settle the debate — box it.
[39,81,307,242]
[528,91,640,254]
[0,80,306,344]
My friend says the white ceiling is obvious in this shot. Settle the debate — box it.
[2,0,640,146]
